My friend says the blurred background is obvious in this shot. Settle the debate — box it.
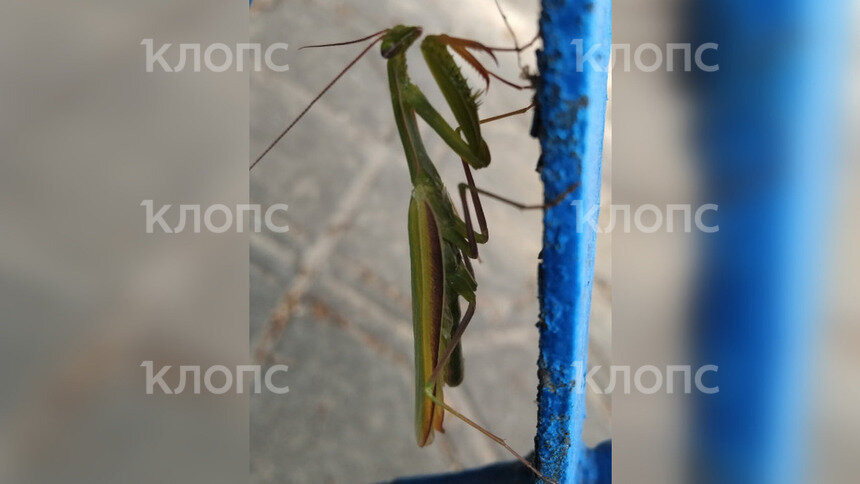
[0,0,857,483]
[0,1,250,483]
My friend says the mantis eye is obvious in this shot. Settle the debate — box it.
[381,44,398,59]
[381,27,423,59]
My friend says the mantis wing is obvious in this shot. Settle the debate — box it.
[408,193,446,446]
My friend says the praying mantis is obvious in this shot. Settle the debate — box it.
[252,19,576,484]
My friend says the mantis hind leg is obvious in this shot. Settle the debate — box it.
[420,297,556,482]
[421,370,555,484]
[442,288,466,387]
[427,298,475,390]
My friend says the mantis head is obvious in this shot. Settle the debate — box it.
[381,25,423,59]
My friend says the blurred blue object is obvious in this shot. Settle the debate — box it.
[691,1,845,483]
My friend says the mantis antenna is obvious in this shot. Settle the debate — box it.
[249,29,389,171]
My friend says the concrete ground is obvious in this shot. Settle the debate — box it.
[249,0,612,482]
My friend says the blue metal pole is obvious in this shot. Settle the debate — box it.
[534,1,611,483]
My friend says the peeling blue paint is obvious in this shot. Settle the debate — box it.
[534,0,611,483]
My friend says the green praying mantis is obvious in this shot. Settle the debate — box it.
[251,20,576,483]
